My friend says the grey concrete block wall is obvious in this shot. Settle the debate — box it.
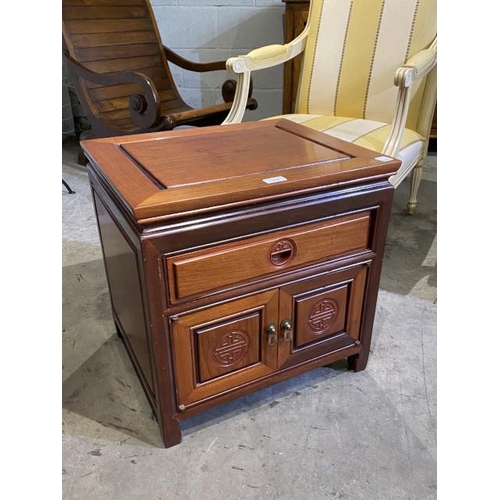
[151,0,286,121]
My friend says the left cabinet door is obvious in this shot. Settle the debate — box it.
[171,290,279,409]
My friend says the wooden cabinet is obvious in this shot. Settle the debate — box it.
[82,118,400,448]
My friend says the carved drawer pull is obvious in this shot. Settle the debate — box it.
[269,239,296,266]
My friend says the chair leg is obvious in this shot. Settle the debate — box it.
[407,159,424,215]
[62,179,75,194]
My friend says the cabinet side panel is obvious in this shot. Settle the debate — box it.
[93,193,154,395]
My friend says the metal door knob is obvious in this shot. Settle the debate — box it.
[280,319,293,342]
[266,323,277,345]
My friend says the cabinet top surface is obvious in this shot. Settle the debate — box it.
[81,119,400,225]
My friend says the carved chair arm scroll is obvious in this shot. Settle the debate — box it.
[63,50,163,130]
[395,38,438,88]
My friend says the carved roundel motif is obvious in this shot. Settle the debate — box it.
[212,330,250,366]
[269,239,296,266]
[308,299,338,333]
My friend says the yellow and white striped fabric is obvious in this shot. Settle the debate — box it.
[272,114,424,171]
[278,0,436,173]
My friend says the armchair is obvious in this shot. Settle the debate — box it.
[223,0,437,214]
[62,0,257,140]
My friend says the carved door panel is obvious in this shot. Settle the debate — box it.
[278,264,370,368]
[171,290,279,409]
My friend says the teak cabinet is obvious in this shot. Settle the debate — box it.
[81,119,400,448]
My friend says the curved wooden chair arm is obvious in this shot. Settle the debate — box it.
[169,101,235,123]
[63,50,164,131]
[162,46,226,73]
[162,46,254,105]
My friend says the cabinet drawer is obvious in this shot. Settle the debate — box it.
[166,212,371,301]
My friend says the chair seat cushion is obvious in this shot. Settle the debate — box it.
[268,115,425,171]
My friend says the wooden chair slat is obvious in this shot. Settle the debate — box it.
[82,55,164,74]
[89,80,176,101]
[63,6,149,21]
[74,43,160,62]
[64,0,145,6]
[84,67,170,90]
[92,90,183,113]
[65,18,153,35]
[71,30,158,49]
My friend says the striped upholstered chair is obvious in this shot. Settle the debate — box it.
[223,0,437,214]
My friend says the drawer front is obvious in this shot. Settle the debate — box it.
[167,212,371,302]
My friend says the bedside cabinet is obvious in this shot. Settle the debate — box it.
[81,119,400,448]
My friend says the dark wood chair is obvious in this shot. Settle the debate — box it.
[62,0,258,143]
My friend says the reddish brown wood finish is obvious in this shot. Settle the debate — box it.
[81,119,400,223]
[172,291,279,408]
[167,212,370,301]
[278,264,368,368]
[93,193,155,395]
[85,120,399,447]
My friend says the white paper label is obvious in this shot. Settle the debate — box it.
[263,176,288,184]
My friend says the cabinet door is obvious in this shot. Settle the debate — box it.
[171,290,279,409]
[278,263,369,368]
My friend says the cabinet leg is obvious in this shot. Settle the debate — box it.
[114,320,124,340]
[160,418,182,448]
[347,351,369,373]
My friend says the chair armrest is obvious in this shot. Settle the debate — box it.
[226,26,309,74]
[394,38,437,88]
[222,24,310,124]
[63,50,162,129]
[161,46,256,105]
[162,46,226,72]
[383,37,437,159]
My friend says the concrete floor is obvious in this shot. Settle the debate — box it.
[62,137,437,500]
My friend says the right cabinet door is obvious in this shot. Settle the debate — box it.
[278,263,370,368]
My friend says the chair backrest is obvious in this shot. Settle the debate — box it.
[296,0,436,137]
[62,0,186,133]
